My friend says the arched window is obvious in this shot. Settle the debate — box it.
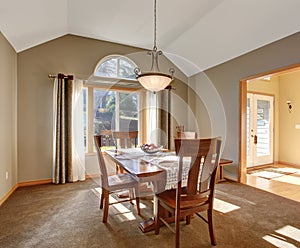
[94,55,137,80]
[84,55,142,153]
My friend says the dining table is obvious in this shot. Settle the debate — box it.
[104,147,181,232]
[104,147,233,232]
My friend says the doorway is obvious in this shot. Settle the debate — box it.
[246,93,274,168]
[239,62,300,183]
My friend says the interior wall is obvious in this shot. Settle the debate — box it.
[13,30,300,183]
[186,85,211,137]
[247,77,280,162]
[0,32,18,200]
[17,34,187,182]
[278,70,300,165]
[200,31,300,168]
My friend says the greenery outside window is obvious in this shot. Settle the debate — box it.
[84,55,142,153]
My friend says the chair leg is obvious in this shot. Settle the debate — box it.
[129,188,133,204]
[134,185,141,215]
[175,210,180,248]
[186,215,191,225]
[100,188,105,209]
[102,189,109,223]
[154,200,161,235]
[207,208,216,246]
[135,196,141,215]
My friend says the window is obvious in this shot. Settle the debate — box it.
[94,55,137,79]
[93,89,139,133]
[84,55,142,153]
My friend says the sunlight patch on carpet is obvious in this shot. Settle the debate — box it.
[276,225,300,242]
[91,187,148,221]
[213,198,240,213]
[216,190,256,205]
[263,225,300,248]
[109,196,136,221]
[92,187,102,197]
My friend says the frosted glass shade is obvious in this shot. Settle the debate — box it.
[137,72,173,92]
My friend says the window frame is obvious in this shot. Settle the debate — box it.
[84,84,145,154]
[84,54,147,154]
[93,54,138,80]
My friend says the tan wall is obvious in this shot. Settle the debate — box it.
[278,71,300,165]
[17,34,187,182]
[14,30,300,182]
[0,32,18,200]
[247,78,280,162]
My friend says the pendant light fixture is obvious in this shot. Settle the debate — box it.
[134,0,174,92]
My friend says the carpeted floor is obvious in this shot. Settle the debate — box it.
[0,179,299,248]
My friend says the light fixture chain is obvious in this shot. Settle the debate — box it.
[135,0,174,92]
[153,0,157,50]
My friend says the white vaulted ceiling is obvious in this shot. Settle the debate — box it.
[1,0,300,76]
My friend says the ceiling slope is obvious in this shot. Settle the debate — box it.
[1,0,300,75]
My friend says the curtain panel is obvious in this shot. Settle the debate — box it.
[53,74,85,184]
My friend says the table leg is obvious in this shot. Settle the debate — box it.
[138,172,166,233]
[139,217,156,232]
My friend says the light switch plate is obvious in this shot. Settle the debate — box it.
[295,124,300,129]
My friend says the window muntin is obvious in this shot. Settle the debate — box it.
[94,90,116,134]
[119,92,139,131]
[94,55,137,79]
[85,88,140,152]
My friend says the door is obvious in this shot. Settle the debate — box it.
[247,93,274,167]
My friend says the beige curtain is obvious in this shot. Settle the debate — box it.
[158,88,171,149]
[145,87,171,149]
[146,91,158,144]
[53,74,74,184]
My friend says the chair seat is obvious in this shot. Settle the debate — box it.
[94,135,140,223]
[154,138,222,247]
[107,173,138,191]
[157,189,209,210]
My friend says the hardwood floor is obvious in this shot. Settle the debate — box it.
[246,164,300,203]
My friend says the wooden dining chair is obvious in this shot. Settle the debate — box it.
[94,135,141,223]
[112,131,138,173]
[99,130,114,147]
[112,131,138,149]
[154,137,222,247]
[176,131,197,139]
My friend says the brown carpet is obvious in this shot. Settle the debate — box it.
[0,179,299,248]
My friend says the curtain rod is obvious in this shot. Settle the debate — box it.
[48,74,72,79]
[48,74,59,79]
[48,74,87,82]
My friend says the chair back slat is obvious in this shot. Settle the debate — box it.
[155,137,222,247]
[112,131,138,149]
[176,131,197,139]
[100,130,113,147]
[174,137,222,200]
[94,130,138,149]
[94,135,109,188]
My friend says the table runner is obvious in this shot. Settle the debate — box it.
[116,148,191,189]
